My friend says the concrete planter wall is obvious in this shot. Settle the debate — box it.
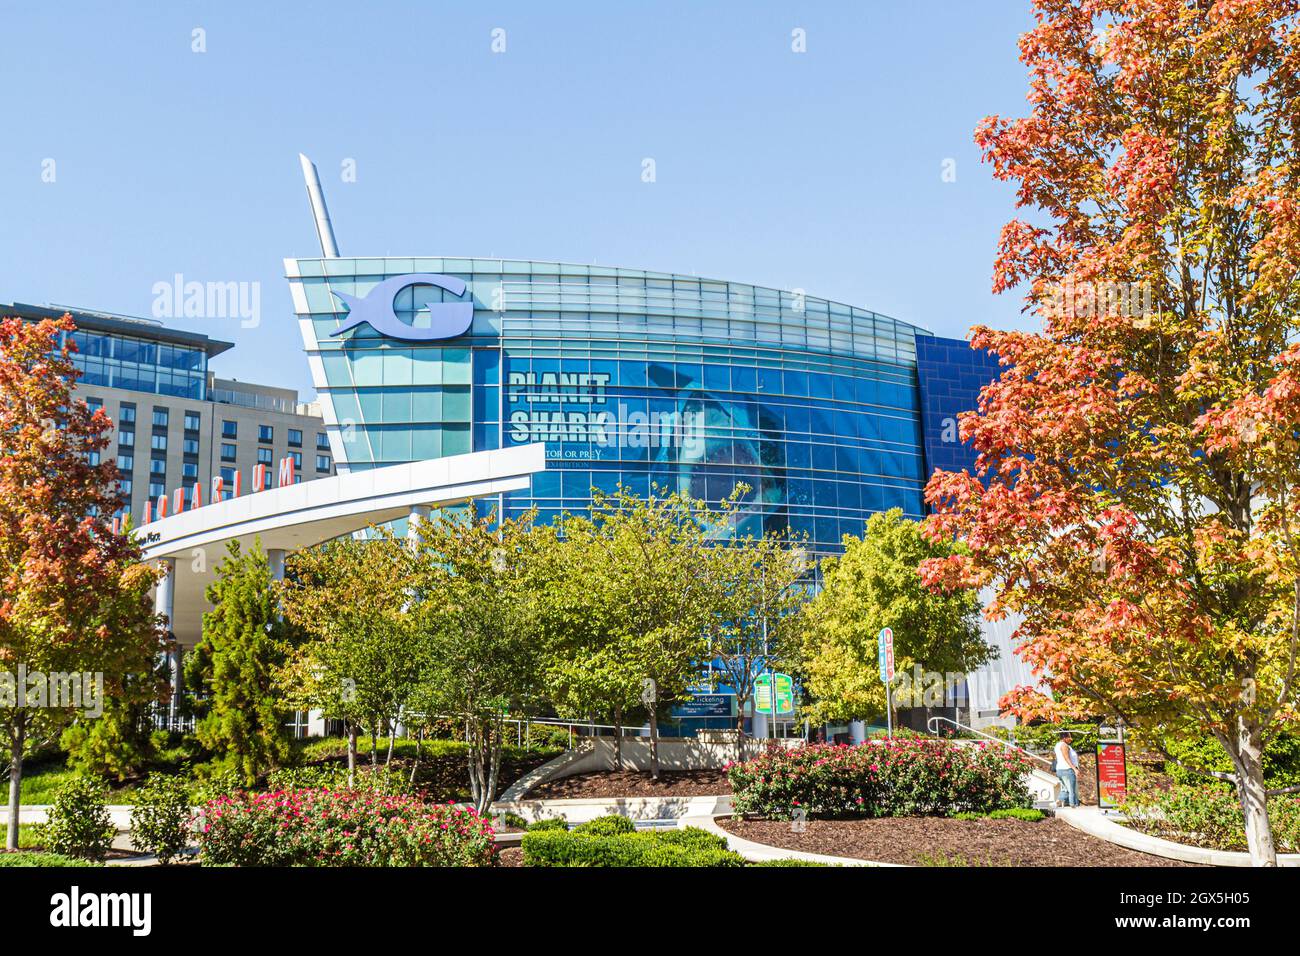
[500,735,803,801]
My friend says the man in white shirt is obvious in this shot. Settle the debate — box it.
[1054,731,1080,807]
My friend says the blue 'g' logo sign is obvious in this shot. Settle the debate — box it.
[330,273,473,341]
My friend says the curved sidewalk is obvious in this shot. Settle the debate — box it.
[1055,806,1300,867]
[492,793,889,865]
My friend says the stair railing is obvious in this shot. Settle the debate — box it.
[925,715,1053,769]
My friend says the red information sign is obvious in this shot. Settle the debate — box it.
[1096,742,1128,809]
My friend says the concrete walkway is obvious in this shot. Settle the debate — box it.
[492,793,887,865]
[18,805,135,828]
[1055,805,1300,867]
[491,793,729,826]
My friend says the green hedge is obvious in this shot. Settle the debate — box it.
[521,816,744,867]
[1123,785,1300,853]
[1155,731,1300,790]
[526,817,569,832]
[728,740,1035,820]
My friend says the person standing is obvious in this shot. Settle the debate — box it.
[1054,731,1080,807]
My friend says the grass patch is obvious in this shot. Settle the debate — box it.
[0,851,102,867]
[750,858,831,867]
[949,807,1045,822]
[12,735,562,807]
[917,850,1002,867]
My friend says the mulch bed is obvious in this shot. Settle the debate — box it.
[718,816,1196,867]
[524,769,731,799]
[495,846,525,867]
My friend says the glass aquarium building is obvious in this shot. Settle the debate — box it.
[287,257,987,557]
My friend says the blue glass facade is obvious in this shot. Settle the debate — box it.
[5,302,222,401]
[287,258,965,555]
[64,328,210,400]
[914,334,1000,483]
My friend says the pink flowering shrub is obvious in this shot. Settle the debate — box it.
[727,740,1035,820]
[196,788,497,867]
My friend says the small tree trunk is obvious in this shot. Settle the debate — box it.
[648,695,661,781]
[409,727,424,787]
[613,704,624,770]
[1225,722,1277,867]
[6,714,26,852]
[735,693,749,760]
[370,727,378,768]
[385,723,396,768]
[467,719,485,809]
[346,724,358,790]
[482,719,503,814]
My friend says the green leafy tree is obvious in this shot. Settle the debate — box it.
[541,644,643,768]
[278,530,423,787]
[801,509,995,725]
[536,529,642,766]
[560,485,729,779]
[408,505,548,812]
[702,530,809,735]
[186,539,292,785]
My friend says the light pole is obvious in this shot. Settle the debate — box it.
[761,545,806,742]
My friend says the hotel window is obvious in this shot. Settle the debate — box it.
[290,451,302,469]
[221,443,237,462]
[117,454,134,472]
[316,432,329,450]
[222,420,237,439]
[118,478,132,496]
[258,424,274,443]
[119,404,136,425]
[152,408,169,428]
[316,454,331,473]
[86,397,104,414]
[288,428,303,447]
[183,438,200,455]
[182,462,198,479]
[149,482,166,499]
[118,430,135,447]
[150,458,166,475]
[151,434,167,451]
[184,411,201,431]
[87,451,101,466]
[256,447,273,465]
[219,467,237,499]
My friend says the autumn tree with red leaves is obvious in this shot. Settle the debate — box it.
[0,315,164,850]
[921,1,1300,865]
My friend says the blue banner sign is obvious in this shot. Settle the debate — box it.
[672,694,735,718]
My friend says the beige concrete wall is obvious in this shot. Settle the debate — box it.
[75,381,332,521]
[501,735,806,801]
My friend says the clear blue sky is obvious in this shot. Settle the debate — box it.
[1,1,1038,399]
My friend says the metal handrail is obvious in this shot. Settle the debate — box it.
[925,716,1053,768]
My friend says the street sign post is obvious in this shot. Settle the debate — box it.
[878,627,895,738]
